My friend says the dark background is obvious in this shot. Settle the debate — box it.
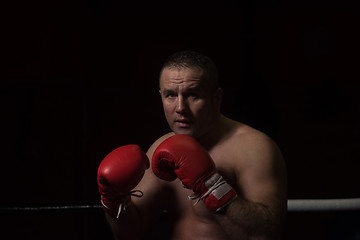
[1,0,359,239]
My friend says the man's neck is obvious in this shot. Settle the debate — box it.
[196,115,229,150]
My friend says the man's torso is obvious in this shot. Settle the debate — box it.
[159,120,259,240]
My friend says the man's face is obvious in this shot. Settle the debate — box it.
[159,67,222,138]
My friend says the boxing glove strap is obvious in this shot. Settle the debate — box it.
[189,172,238,212]
[101,190,143,218]
[189,173,225,203]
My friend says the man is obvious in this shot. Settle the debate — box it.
[97,51,287,239]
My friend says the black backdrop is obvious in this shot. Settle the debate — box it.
[1,0,360,239]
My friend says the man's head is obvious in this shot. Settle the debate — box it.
[159,51,223,139]
[160,50,219,93]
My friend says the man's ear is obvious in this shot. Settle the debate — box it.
[214,88,223,109]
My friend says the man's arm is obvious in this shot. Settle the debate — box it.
[150,133,287,239]
[105,133,176,240]
[213,133,288,239]
[106,165,171,240]
[105,202,142,240]
[97,144,149,240]
[105,170,171,240]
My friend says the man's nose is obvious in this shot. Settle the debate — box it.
[175,96,188,114]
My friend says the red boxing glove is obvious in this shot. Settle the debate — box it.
[97,144,149,217]
[152,134,237,212]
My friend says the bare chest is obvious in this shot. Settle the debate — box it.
[167,155,237,239]
[168,181,229,240]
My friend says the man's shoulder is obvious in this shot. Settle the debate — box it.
[220,122,285,184]
[225,122,281,161]
[229,122,272,145]
[234,123,283,165]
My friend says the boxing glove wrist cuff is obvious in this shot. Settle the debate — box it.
[189,172,238,212]
[101,190,143,218]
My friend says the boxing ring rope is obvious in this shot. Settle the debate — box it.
[287,198,360,212]
[1,198,360,214]
[0,204,103,214]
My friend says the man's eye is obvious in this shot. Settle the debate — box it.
[166,94,176,98]
[188,93,198,99]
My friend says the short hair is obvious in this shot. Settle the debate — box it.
[160,50,219,91]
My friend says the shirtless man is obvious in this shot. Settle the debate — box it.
[97,51,287,240]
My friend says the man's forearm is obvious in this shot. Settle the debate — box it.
[214,198,285,240]
[105,202,143,240]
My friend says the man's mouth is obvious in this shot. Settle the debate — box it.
[175,119,192,127]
